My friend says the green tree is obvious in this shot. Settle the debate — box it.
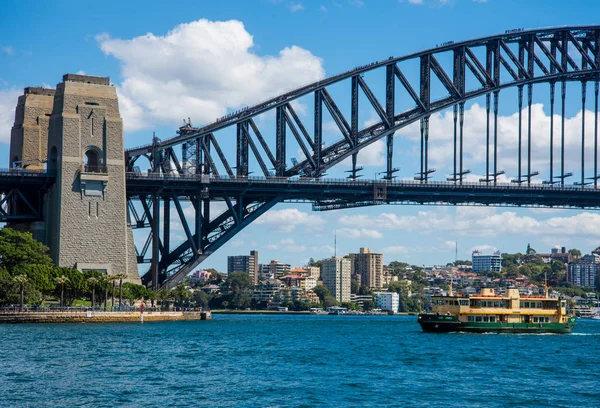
[350,279,360,294]
[13,274,28,311]
[54,275,69,308]
[193,289,210,310]
[0,228,52,273]
[113,273,128,310]
[22,264,55,294]
[171,284,191,308]
[358,285,372,296]
[313,285,331,302]
[388,281,411,295]
[86,277,100,309]
[362,299,374,311]
[568,248,582,258]
[322,295,337,308]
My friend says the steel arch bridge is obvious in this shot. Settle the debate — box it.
[63,27,600,287]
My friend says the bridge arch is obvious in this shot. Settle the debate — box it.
[123,26,600,288]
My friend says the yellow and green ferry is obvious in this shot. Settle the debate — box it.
[418,287,576,333]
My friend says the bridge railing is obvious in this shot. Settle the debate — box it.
[124,172,600,191]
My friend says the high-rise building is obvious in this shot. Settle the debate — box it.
[472,250,502,273]
[227,250,259,284]
[349,248,384,288]
[260,260,291,280]
[321,257,351,303]
[568,255,599,287]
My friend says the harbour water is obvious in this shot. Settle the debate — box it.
[2,315,599,407]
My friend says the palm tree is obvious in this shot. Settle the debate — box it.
[156,288,169,311]
[86,277,99,309]
[101,274,109,311]
[54,275,69,308]
[13,274,28,312]
[113,273,127,310]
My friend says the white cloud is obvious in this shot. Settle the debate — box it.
[0,88,21,143]
[97,19,325,132]
[75,70,86,75]
[339,208,600,238]
[320,5,328,12]
[255,208,326,232]
[289,2,304,11]
[396,103,600,180]
[381,245,408,254]
[231,239,244,247]
[264,238,307,252]
[2,46,14,55]
[338,227,383,239]
[469,244,497,254]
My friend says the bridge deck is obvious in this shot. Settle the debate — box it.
[124,173,600,210]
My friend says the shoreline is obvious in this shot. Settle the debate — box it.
[0,310,211,324]
[211,310,418,316]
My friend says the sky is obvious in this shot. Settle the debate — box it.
[2,0,600,273]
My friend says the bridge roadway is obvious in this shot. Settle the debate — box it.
[124,173,600,210]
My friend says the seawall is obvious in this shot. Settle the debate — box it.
[0,310,211,324]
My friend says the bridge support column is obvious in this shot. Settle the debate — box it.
[45,74,140,284]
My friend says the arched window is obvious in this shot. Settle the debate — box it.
[83,149,102,172]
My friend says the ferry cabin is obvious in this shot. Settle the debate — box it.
[431,288,570,325]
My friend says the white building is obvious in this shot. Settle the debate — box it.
[472,250,502,273]
[321,257,351,303]
[374,292,399,312]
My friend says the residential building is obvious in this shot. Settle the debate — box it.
[374,292,399,312]
[279,274,318,291]
[472,250,502,273]
[382,266,398,287]
[306,266,321,279]
[189,270,212,286]
[227,250,259,284]
[349,247,384,288]
[350,294,374,308]
[251,279,286,303]
[322,256,351,303]
[568,262,598,288]
[260,260,291,280]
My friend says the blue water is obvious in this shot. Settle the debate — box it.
[1,315,599,407]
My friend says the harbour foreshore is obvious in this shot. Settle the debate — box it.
[0,310,211,324]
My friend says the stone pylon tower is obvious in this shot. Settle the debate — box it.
[44,74,139,282]
[10,87,55,169]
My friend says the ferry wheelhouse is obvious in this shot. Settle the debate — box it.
[418,288,576,333]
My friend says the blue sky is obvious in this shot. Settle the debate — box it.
[2,0,600,273]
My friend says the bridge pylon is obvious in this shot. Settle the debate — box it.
[9,74,140,284]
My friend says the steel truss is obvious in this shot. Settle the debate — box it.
[122,26,600,288]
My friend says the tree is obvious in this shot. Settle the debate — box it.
[323,295,337,308]
[351,279,360,294]
[101,274,110,311]
[313,285,331,302]
[113,273,128,310]
[193,289,210,310]
[358,285,372,296]
[13,274,28,311]
[86,277,100,309]
[54,275,69,308]
[388,280,411,295]
[362,299,374,311]
[568,248,582,259]
[0,228,52,273]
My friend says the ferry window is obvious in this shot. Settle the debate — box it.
[460,300,469,306]
[533,317,538,323]
[561,301,566,308]
[536,302,542,308]
[468,316,474,322]
[494,301,499,307]
[545,317,549,323]
[489,316,496,323]
[483,316,489,322]
[475,316,482,322]
[520,301,524,308]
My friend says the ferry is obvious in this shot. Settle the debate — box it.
[418,287,576,334]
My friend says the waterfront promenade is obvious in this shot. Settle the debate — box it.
[0,308,210,323]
